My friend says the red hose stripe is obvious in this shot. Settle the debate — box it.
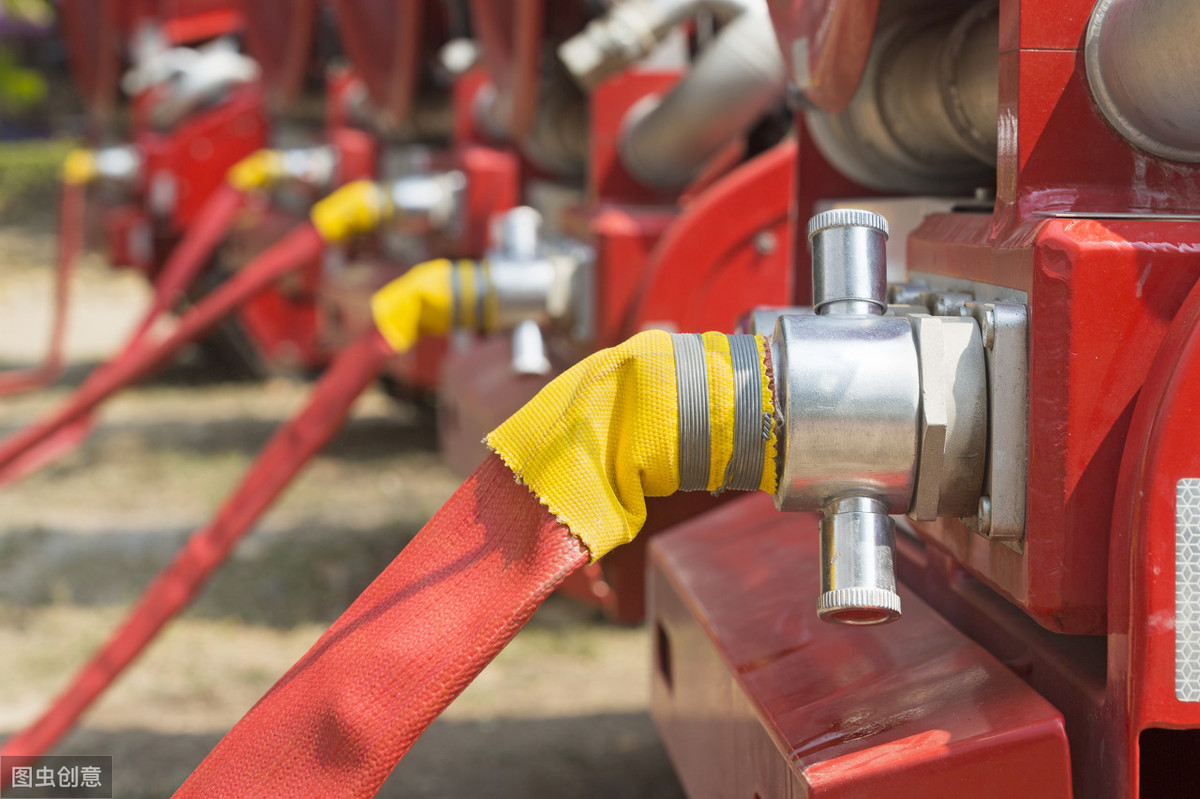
[0,330,391,769]
[176,454,589,798]
[0,223,322,488]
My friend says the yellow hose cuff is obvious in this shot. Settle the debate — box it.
[227,149,285,192]
[311,180,392,244]
[487,330,777,560]
[61,149,96,186]
[370,259,455,352]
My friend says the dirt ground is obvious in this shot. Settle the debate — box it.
[0,206,685,796]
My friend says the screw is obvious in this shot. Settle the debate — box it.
[981,308,996,349]
[754,231,777,255]
[976,496,992,535]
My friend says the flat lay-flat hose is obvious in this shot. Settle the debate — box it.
[179,329,777,796]
[0,181,415,769]
[0,222,320,488]
[0,330,392,770]
[0,145,316,484]
[0,178,84,395]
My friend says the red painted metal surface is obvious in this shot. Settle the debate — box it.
[58,0,244,121]
[240,0,318,110]
[650,494,1072,798]
[991,0,1200,230]
[766,0,879,113]
[908,217,1200,635]
[1108,271,1200,796]
[437,335,553,477]
[567,206,676,350]
[628,140,796,335]
[588,72,680,205]
[454,144,521,258]
[220,201,337,373]
[135,84,268,234]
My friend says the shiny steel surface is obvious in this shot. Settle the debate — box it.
[804,3,998,193]
[1085,0,1200,163]
[559,0,762,89]
[618,8,785,190]
[485,208,588,333]
[817,496,900,624]
[808,208,888,315]
[771,312,920,513]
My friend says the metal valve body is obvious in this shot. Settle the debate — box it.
[770,209,987,624]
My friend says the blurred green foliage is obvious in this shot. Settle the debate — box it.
[0,0,52,114]
[0,46,47,113]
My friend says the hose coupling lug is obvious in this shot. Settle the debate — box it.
[818,497,901,625]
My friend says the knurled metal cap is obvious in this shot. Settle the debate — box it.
[807,208,889,241]
[817,587,902,625]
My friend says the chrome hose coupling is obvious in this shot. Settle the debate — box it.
[769,209,987,625]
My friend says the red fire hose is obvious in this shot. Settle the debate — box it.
[0,220,320,488]
[0,182,84,395]
[0,329,392,774]
[177,453,588,797]
[128,182,248,342]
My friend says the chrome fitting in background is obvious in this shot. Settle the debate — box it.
[452,207,593,373]
[278,146,339,193]
[559,0,762,90]
[388,170,466,238]
[93,146,144,187]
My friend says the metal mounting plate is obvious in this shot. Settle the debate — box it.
[960,301,1028,548]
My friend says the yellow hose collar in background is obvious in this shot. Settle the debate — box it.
[310,180,392,244]
[487,330,777,560]
[371,260,495,352]
[61,148,97,186]
[227,149,285,192]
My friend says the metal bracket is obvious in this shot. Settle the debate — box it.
[960,301,1028,548]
